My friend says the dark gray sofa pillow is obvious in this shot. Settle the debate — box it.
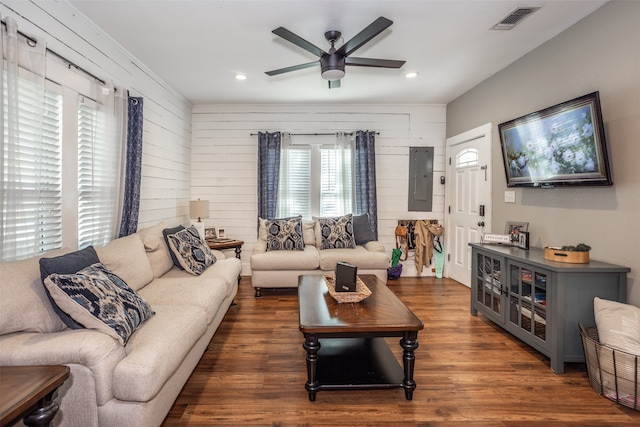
[162,225,186,269]
[39,245,100,329]
[353,213,376,245]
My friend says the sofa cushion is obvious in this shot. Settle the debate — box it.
[265,216,304,251]
[0,248,70,335]
[594,297,640,355]
[95,233,154,291]
[353,213,376,245]
[251,245,320,270]
[316,214,356,249]
[318,246,390,271]
[166,226,216,275]
[39,246,101,329]
[162,225,186,269]
[137,276,228,324]
[137,221,174,278]
[43,263,155,345]
[112,303,207,402]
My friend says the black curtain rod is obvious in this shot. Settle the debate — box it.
[250,132,380,136]
[1,19,106,86]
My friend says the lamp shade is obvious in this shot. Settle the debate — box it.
[189,199,209,222]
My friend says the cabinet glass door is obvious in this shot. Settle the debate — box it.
[508,264,547,341]
[476,253,502,317]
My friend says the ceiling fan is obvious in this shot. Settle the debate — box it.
[265,16,405,89]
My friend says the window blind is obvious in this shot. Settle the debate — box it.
[2,78,63,260]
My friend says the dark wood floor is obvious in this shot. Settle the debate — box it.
[162,276,640,426]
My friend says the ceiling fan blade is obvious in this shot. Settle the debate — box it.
[265,61,319,76]
[345,57,405,68]
[336,17,393,57]
[328,80,341,89]
[272,27,326,58]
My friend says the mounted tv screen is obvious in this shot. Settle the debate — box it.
[498,92,612,188]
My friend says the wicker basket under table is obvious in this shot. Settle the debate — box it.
[579,324,639,410]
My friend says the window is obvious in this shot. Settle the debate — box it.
[2,78,63,260]
[277,135,353,219]
[456,147,479,168]
[2,37,123,261]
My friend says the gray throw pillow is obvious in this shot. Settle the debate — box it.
[43,263,155,345]
[39,246,100,329]
[353,213,376,245]
[265,216,304,251]
[162,225,186,269]
[318,214,356,250]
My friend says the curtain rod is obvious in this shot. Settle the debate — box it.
[1,19,107,86]
[250,132,380,136]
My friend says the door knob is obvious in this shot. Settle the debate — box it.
[478,221,485,227]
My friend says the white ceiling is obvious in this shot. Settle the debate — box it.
[69,0,607,105]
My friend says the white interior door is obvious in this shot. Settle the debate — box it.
[445,123,492,287]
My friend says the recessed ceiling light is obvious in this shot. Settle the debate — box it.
[235,74,247,80]
[404,72,419,79]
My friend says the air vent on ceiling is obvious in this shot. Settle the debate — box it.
[491,6,541,31]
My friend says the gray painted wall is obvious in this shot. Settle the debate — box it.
[446,1,640,305]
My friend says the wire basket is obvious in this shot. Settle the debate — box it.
[579,324,640,410]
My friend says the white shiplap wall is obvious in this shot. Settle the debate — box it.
[0,0,193,232]
[191,104,447,275]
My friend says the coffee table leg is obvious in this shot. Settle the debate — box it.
[303,333,320,401]
[400,332,419,400]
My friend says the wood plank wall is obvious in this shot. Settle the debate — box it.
[0,0,193,232]
[191,104,447,275]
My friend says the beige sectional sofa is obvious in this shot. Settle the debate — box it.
[0,221,241,427]
[250,216,389,297]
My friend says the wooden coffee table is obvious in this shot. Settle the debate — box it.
[298,274,424,401]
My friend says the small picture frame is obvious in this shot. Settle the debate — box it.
[218,229,225,239]
[517,231,530,250]
[505,221,529,242]
[205,227,216,239]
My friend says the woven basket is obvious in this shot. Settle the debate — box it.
[580,324,640,410]
[324,275,371,303]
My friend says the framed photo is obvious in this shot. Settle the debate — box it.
[517,231,530,250]
[504,221,529,242]
[218,229,225,239]
[205,227,216,239]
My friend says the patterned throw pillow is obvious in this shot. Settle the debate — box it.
[318,214,356,250]
[43,263,155,345]
[265,216,304,251]
[166,225,216,275]
[162,225,186,269]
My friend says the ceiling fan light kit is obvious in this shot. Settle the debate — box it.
[266,16,405,89]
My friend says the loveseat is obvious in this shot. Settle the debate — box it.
[250,214,389,297]
[0,221,241,427]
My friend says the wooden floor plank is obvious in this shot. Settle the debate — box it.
[161,276,640,426]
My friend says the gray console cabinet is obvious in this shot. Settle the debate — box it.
[470,243,629,373]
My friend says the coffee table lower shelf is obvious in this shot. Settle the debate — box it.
[306,337,407,399]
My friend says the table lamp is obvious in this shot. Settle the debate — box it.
[189,199,209,238]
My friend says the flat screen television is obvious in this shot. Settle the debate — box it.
[498,92,612,188]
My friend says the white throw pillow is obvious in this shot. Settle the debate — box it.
[594,297,640,355]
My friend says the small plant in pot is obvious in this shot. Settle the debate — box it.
[560,243,592,252]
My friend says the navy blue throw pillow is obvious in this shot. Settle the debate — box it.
[162,225,186,269]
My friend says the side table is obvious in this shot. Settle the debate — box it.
[0,365,70,427]
[206,239,244,260]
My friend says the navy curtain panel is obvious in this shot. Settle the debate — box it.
[354,130,378,239]
[118,97,144,237]
[257,131,281,231]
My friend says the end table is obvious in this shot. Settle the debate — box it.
[0,365,70,427]
[206,239,244,260]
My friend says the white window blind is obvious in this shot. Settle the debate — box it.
[77,96,115,248]
[2,77,63,260]
[277,141,354,219]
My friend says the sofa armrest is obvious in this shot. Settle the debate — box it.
[363,241,385,253]
[210,249,226,260]
[0,330,126,404]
